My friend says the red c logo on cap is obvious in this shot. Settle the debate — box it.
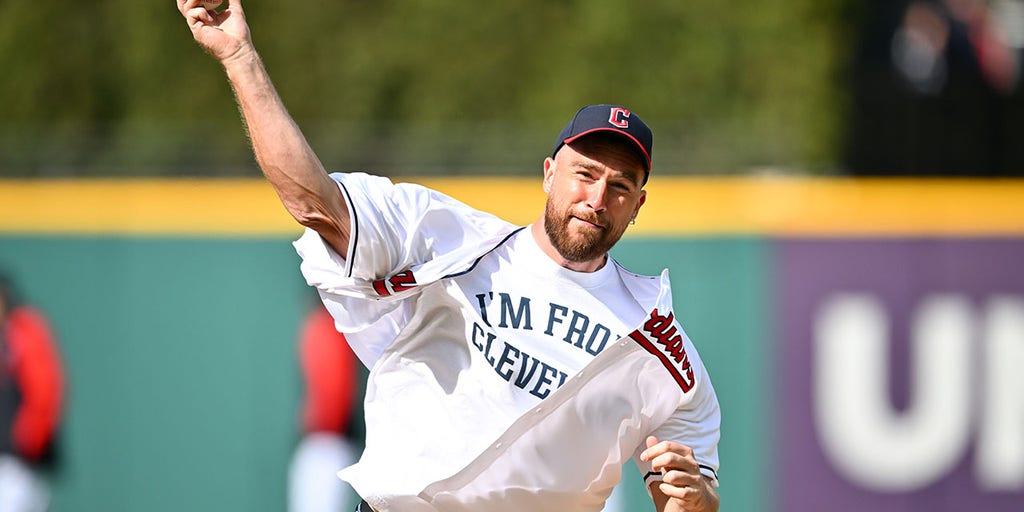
[609,107,631,128]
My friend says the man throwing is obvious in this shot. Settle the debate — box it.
[178,1,721,511]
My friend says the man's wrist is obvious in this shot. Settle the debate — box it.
[221,44,260,74]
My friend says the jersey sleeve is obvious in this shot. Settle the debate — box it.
[323,172,513,281]
[633,335,721,492]
[294,173,514,297]
[292,172,515,361]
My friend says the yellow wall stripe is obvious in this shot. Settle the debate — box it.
[1,177,1023,236]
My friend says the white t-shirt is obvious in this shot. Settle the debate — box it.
[293,173,720,512]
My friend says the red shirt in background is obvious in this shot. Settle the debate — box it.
[299,306,358,435]
[1,307,64,461]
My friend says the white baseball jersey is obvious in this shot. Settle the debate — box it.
[293,172,720,512]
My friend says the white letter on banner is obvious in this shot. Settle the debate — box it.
[814,294,973,491]
[977,296,1024,490]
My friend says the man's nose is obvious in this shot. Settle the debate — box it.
[585,180,608,212]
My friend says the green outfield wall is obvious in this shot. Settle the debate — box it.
[2,178,1022,512]
[0,237,307,511]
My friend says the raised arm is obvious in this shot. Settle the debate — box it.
[177,0,350,255]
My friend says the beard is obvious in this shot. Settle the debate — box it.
[542,196,625,263]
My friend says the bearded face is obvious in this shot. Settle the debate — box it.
[542,194,629,263]
[537,135,647,269]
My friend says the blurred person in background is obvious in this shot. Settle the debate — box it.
[844,0,1024,175]
[289,302,362,512]
[0,272,64,512]
[891,0,1020,95]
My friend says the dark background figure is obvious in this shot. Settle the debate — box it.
[843,0,1024,176]
[288,302,363,512]
[0,272,64,512]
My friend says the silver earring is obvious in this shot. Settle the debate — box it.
[629,218,636,226]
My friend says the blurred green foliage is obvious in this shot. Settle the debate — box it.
[0,0,857,176]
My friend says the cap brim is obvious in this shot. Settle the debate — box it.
[562,128,651,171]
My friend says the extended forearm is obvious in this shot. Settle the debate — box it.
[221,48,350,249]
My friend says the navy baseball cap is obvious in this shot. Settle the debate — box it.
[552,104,653,174]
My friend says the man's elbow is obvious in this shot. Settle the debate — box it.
[294,208,350,253]
[294,208,339,234]
[290,203,325,227]
[282,196,332,227]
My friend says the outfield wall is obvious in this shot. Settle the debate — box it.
[1,178,1023,512]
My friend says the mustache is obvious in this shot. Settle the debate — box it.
[569,210,607,229]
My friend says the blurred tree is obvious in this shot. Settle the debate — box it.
[0,0,856,176]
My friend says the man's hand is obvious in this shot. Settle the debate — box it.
[641,436,719,512]
[177,0,252,64]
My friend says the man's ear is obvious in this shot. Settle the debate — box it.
[542,157,556,194]
[633,189,647,219]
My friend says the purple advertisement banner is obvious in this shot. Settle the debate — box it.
[777,238,1024,511]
